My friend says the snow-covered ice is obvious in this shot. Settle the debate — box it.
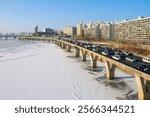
[0,42,137,100]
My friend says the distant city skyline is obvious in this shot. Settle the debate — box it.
[0,0,150,33]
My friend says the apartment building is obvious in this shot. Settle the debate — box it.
[99,22,114,39]
[63,26,76,37]
[73,16,150,40]
[84,25,100,39]
[43,28,54,34]
[76,21,114,40]
[77,22,87,38]
[34,25,38,33]
[114,17,150,40]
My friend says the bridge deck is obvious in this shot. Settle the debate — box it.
[18,36,150,100]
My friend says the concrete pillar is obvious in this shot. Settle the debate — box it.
[57,41,59,46]
[90,53,98,68]
[56,41,59,46]
[62,43,66,49]
[135,74,150,100]
[81,49,88,61]
[74,47,80,57]
[105,61,116,80]
[54,40,56,43]
[67,45,71,51]
[59,42,62,47]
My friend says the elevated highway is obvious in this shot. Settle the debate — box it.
[18,36,150,100]
[0,35,17,38]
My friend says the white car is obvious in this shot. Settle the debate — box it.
[142,57,150,63]
[102,50,113,56]
[125,56,136,62]
[112,55,122,60]
[123,51,132,56]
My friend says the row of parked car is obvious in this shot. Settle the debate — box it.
[59,38,150,73]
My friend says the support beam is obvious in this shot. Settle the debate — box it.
[105,61,116,80]
[53,40,56,44]
[135,74,150,100]
[62,43,66,49]
[74,47,80,57]
[81,49,88,61]
[57,41,60,46]
[57,41,59,46]
[67,45,71,51]
[90,53,98,68]
[55,41,57,45]
[58,42,62,47]
[51,40,54,43]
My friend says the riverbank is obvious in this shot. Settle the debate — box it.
[0,41,137,100]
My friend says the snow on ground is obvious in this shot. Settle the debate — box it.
[0,42,137,100]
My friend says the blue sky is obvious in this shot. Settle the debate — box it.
[0,0,150,33]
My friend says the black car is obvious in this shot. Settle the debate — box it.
[114,49,125,56]
[92,46,101,53]
[137,64,150,71]
[105,47,113,51]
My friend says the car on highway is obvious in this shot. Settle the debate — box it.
[84,44,93,49]
[125,56,137,62]
[112,55,122,60]
[137,64,150,72]
[114,49,124,56]
[92,46,101,53]
[123,51,133,56]
[142,57,150,63]
[78,42,86,47]
[70,40,78,44]
[102,50,114,56]
[104,47,113,51]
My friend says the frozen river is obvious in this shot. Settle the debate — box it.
[0,40,137,100]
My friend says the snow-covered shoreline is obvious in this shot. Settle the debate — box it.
[0,42,137,100]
